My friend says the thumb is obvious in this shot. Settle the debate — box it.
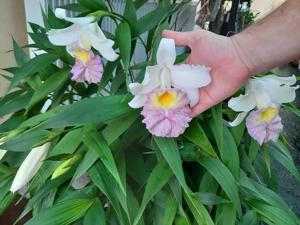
[162,30,193,47]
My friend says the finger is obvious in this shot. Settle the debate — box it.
[162,30,193,47]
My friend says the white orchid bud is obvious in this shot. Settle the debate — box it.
[0,142,7,160]
[10,142,51,193]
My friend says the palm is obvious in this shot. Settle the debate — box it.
[163,30,250,116]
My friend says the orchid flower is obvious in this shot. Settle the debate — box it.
[47,8,118,61]
[10,142,51,193]
[228,75,298,126]
[128,38,211,108]
[128,38,211,137]
[228,75,298,145]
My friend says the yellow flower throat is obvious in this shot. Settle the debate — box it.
[73,50,90,63]
[259,107,278,122]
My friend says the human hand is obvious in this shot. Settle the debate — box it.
[163,29,250,116]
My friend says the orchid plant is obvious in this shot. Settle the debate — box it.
[0,1,299,225]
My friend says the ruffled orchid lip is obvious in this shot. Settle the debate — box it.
[141,88,192,137]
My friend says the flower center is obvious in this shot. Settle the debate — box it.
[73,50,90,63]
[154,91,177,109]
[259,107,278,122]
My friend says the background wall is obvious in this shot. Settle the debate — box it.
[0,0,28,98]
[251,0,286,19]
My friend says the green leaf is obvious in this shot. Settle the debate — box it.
[25,199,95,225]
[116,22,131,70]
[161,193,178,225]
[83,126,126,195]
[222,126,240,178]
[132,4,172,37]
[28,70,70,109]
[124,0,137,24]
[193,192,229,206]
[88,162,127,225]
[10,53,58,89]
[238,210,258,225]
[83,198,105,225]
[154,137,188,191]
[184,120,216,157]
[133,160,173,225]
[183,192,215,225]
[0,130,51,152]
[210,104,223,154]
[12,38,29,66]
[268,145,300,182]
[248,201,299,225]
[198,156,242,216]
[43,95,131,128]
[215,204,236,225]
[78,0,108,11]
[0,91,32,117]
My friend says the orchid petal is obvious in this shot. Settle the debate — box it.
[170,64,211,88]
[252,85,273,109]
[129,66,160,95]
[48,24,82,46]
[128,95,148,108]
[156,38,176,66]
[228,111,248,127]
[176,87,199,107]
[259,75,297,86]
[10,143,51,193]
[55,8,94,25]
[228,92,256,112]
[90,35,118,61]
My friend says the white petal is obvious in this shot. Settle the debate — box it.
[128,95,148,108]
[159,67,172,89]
[156,38,176,66]
[259,75,297,86]
[0,150,7,160]
[228,112,248,127]
[175,87,199,107]
[48,24,82,46]
[10,143,51,193]
[252,85,273,109]
[228,93,256,112]
[265,84,298,104]
[129,66,160,95]
[55,8,94,25]
[90,35,118,61]
[88,23,107,40]
[170,64,211,88]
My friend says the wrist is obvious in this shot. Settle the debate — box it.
[230,34,257,76]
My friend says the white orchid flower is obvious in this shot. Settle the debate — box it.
[47,8,118,61]
[10,142,51,193]
[128,38,211,108]
[228,75,299,126]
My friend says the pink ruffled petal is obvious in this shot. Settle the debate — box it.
[246,108,283,145]
[141,89,192,137]
[71,50,103,84]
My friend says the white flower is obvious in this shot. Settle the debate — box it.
[228,75,299,126]
[47,8,118,61]
[10,142,51,193]
[128,38,211,108]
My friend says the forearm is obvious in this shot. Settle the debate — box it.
[231,0,300,75]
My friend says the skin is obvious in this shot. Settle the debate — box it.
[163,0,300,116]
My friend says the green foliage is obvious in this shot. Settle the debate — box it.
[0,1,299,225]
